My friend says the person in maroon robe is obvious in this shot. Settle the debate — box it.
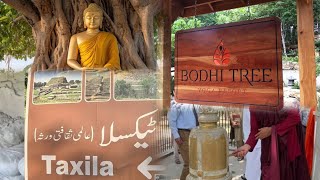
[232,107,310,180]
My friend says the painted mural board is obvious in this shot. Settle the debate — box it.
[25,70,165,180]
[175,17,283,109]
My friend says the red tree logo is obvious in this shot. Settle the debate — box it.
[213,40,230,66]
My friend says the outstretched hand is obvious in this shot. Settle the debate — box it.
[255,127,272,140]
[175,138,183,145]
[231,144,251,158]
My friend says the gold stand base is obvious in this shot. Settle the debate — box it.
[186,172,232,180]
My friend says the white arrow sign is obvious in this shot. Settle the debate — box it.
[137,156,166,179]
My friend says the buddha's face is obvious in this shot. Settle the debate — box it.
[84,11,102,29]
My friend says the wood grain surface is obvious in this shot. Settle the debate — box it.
[297,0,317,108]
[175,17,283,108]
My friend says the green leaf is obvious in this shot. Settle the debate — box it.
[0,1,35,61]
[0,16,8,21]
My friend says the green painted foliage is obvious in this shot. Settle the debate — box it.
[114,80,136,99]
[0,2,35,61]
[139,76,159,98]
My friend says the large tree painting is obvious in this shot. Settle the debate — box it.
[2,0,163,71]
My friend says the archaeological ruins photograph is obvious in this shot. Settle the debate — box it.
[32,70,82,105]
[113,70,163,101]
[85,71,111,102]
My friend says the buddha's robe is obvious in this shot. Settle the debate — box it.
[246,108,310,180]
[78,32,120,70]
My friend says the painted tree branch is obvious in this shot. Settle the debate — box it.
[0,80,22,97]
[13,15,24,23]
[32,0,53,17]
[53,0,72,70]
[110,0,148,69]
[103,11,120,41]
[129,0,162,69]
[2,0,40,25]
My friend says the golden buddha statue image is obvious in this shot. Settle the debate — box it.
[67,3,121,71]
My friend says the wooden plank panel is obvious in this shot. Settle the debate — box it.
[174,17,283,108]
[184,0,225,7]
[183,0,276,7]
[296,0,317,108]
[171,0,184,22]
[184,4,214,16]
[184,0,224,8]
[182,0,278,17]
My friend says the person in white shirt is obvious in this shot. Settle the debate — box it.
[242,106,261,180]
[168,98,181,164]
[168,102,198,180]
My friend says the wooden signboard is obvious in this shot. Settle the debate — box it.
[175,17,283,108]
[25,70,165,180]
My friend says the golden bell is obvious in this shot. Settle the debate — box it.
[187,106,232,180]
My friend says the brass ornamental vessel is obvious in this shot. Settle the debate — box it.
[187,106,232,180]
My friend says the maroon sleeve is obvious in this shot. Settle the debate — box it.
[277,108,302,161]
[245,110,259,151]
[276,108,300,136]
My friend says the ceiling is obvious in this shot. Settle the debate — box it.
[172,0,277,19]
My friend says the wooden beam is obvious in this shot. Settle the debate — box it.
[208,3,214,11]
[184,1,219,14]
[184,0,223,9]
[184,4,214,17]
[181,0,278,17]
[183,0,224,7]
[296,0,317,108]
[162,0,172,109]
[171,0,184,23]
